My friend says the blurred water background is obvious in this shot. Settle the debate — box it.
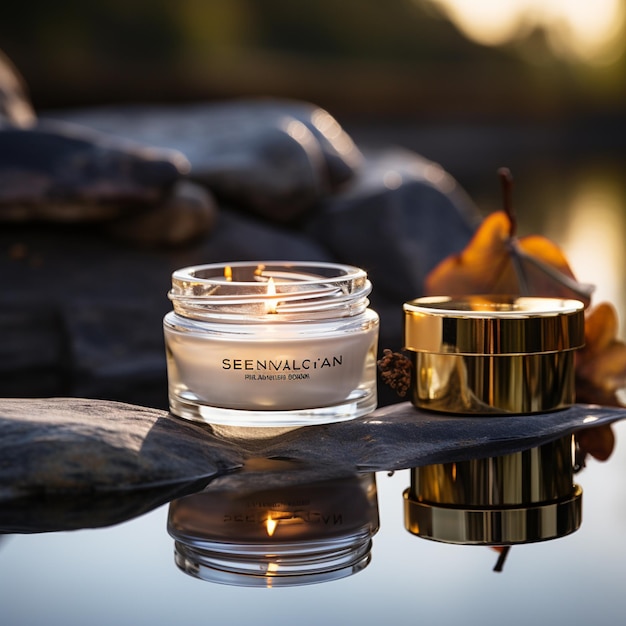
[2,0,625,326]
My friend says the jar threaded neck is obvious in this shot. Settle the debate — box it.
[169,261,372,321]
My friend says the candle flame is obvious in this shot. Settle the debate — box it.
[265,277,278,314]
[265,517,278,536]
[224,265,232,281]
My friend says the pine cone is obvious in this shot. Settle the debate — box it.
[377,349,412,397]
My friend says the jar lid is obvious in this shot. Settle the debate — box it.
[404,295,585,355]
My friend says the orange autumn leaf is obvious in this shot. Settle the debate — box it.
[576,423,615,462]
[425,210,592,305]
[422,178,626,411]
[576,302,626,407]
[379,169,624,421]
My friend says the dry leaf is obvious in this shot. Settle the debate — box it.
[576,424,615,463]
[576,302,626,407]
[425,210,592,304]
[422,170,626,414]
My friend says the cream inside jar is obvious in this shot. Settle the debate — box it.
[164,261,379,427]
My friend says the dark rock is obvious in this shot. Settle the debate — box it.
[303,148,482,385]
[0,81,480,407]
[191,116,326,222]
[306,148,482,304]
[175,206,333,264]
[0,397,243,502]
[104,179,219,247]
[0,223,173,404]
[0,305,67,397]
[202,403,626,474]
[0,209,332,406]
[0,119,189,221]
[0,50,35,127]
[251,99,363,187]
[47,99,363,222]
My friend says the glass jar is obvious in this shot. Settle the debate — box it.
[164,261,379,427]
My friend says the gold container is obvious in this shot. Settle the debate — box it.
[403,295,585,414]
[403,435,582,545]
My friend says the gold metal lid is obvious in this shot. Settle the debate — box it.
[404,295,585,355]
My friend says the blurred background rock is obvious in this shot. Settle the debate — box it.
[2,0,624,203]
[1,0,625,408]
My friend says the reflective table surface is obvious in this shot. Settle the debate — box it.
[2,419,626,626]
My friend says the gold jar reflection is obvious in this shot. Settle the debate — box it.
[168,468,379,587]
[404,435,582,545]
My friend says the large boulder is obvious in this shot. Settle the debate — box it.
[0,49,481,408]
[47,99,364,223]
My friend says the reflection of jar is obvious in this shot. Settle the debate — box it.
[164,261,379,427]
[403,295,585,414]
[404,435,582,545]
[168,473,379,587]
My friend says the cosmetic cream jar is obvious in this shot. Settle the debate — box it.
[164,261,379,427]
[403,435,582,545]
[168,473,379,587]
[403,295,585,414]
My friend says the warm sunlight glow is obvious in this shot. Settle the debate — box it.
[546,177,626,335]
[426,0,626,64]
[224,265,232,281]
[265,517,278,537]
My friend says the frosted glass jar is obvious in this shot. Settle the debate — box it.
[164,261,379,427]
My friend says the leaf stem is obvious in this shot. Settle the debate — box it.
[493,546,511,572]
[498,167,516,238]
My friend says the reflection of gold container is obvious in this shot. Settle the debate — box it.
[403,435,582,545]
[168,473,379,587]
[403,295,585,414]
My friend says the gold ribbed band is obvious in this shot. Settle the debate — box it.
[403,486,582,545]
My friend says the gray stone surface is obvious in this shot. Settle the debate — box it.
[0,398,243,502]
[2,397,624,499]
[2,397,624,532]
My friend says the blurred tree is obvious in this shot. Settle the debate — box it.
[0,0,622,117]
